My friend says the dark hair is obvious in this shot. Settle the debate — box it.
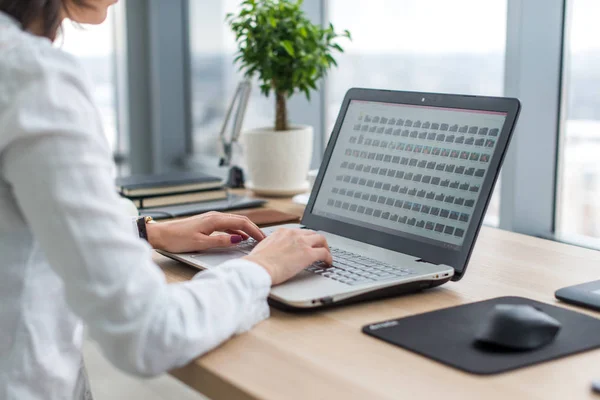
[0,0,89,40]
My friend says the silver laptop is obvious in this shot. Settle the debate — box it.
[160,88,520,310]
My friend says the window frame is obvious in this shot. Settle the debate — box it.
[498,0,566,239]
[122,0,192,174]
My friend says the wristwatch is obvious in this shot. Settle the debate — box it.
[135,216,154,241]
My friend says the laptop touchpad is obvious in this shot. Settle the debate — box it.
[184,248,245,270]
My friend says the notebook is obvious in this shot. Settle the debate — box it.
[139,193,266,220]
[116,171,224,197]
[129,189,229,208]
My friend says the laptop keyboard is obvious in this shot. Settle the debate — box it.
[235,238,416,286]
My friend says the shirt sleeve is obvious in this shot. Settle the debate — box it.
[0,51,271,377]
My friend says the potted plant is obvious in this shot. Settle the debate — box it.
[227,0,350,196]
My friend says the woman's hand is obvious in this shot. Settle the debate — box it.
[243,228,333,285]
[147,212,266,253]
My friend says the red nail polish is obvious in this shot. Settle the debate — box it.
[230,235,243,244]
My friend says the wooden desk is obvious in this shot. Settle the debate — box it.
[155,192,600,400]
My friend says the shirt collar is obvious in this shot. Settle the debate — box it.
[0,11,21,29]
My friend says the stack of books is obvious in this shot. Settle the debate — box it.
[116,171,227,209]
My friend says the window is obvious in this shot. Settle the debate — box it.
[556,0,600,244]
[59,8,119,152]
[327,0,507,225]
[188,0,274,165]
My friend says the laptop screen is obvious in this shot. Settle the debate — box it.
[311,100,507,251]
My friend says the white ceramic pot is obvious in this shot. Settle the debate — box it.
[243,125,314,197]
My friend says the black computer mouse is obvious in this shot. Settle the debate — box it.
[474,304,562,351]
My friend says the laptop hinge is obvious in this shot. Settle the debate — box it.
[416,258,439,265]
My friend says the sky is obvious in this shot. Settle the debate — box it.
[190,0,600,55]
[329,0,507,54]
[191,0,508,54]
[58,0,600,58]
[569,0,600,53]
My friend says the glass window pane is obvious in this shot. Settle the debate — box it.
[189,0,274,164]
[557,0,600,243]
[59,12,118,151]
[327,0,507,226]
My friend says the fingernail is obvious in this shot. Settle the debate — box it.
[230,235,243,244]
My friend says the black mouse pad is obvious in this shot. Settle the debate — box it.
[362,296,600,375]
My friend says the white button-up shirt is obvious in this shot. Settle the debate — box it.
[0,12,271,400]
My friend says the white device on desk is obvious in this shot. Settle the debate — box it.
[159,88,521,310]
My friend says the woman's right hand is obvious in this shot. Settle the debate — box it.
[243,228,333,285]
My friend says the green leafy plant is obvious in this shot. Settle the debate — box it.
[227,0,351,131]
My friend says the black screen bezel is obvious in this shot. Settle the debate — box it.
[302,88,521,281]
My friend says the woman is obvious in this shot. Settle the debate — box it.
[0,0,332,398]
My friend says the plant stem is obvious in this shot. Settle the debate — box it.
[275,91,288,131]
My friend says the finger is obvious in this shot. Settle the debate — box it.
[233,215,266,240]
[224,214,266,240]
[226,229,250,240]
[208,215,265,241]
[201,234,243,249]
[309,247,333,266]
[303,234,329,249]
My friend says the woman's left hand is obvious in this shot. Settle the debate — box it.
[146,211,266,253]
